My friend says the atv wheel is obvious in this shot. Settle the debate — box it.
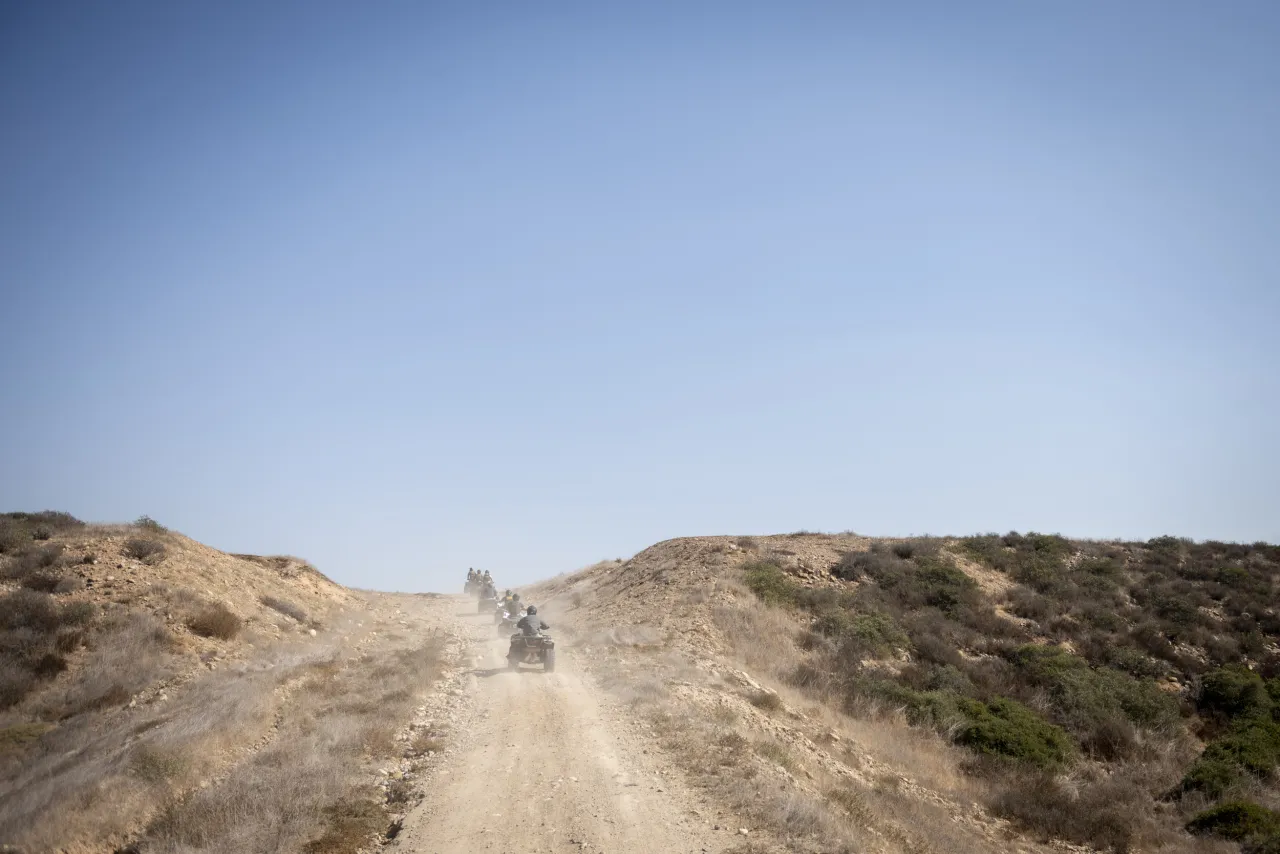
[507,654,519,671]
[543,648,555,673]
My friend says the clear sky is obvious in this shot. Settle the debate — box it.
[2,1,1277,590]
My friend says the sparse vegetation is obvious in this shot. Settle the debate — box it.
[0,512,447,854]
[755,739,794,769]
[0,589,96,708]
[0,512,83,552]
[142,638,444,854]
[733,532,1280,853]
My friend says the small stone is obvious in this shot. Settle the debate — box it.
[739,828,750,835]
[309,629,317,636]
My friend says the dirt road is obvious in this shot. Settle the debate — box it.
[392,599,732,854]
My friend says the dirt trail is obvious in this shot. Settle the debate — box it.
[393,599,731,854]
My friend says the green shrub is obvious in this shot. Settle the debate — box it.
[135,515,167,533]
[1199,666,1273,721]
[742,562,798,607]
[1180,757,1244,800]
[1187,801,1280,841]
[1182,717,1280,797]
[961,532,1074,593]
[1091,644,1168,680]
[813,610,909,658]
[838,550,977,614]
[955,696,1075,768]
[848,678,964,732]
[1005,644,1179,758]
[1201,718,1280,775]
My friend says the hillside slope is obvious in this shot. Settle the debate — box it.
[527,532,1279,854]
[0,513,460,854]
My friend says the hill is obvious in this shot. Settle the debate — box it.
[0,512,458,854]
[6,515,1278,854]
[527,532,1280,854]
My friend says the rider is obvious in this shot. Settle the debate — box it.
[516,604,549,636]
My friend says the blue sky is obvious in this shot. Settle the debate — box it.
[2,2,1277,590]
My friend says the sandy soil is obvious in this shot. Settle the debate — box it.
[393,600,736,854]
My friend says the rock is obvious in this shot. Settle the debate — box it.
[309,629,317,636]
[739,828,750,835]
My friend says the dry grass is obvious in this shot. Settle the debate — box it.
[261,594,309,623]
[604,651,998,854]
[38,610,177,719]
[754,738,795,770]
[583,573,1008,853]
[409,731,445,756]
[0,721,53,754]
[131,744,189,783]
[141,636,443,854]
[0,590,444,854]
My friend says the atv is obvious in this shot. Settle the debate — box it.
[478,593,498,614]
[507,632,555,672]
[496,609,522,635]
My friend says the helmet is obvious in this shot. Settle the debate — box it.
[512,592,520,600]
[526,605,537,615]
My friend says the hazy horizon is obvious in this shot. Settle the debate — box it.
[3,2,1278,589]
